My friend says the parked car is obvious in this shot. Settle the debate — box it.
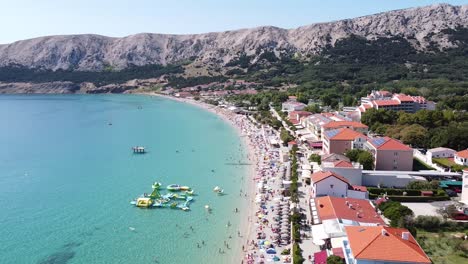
[452,212,468,220]
[445,189,457,197]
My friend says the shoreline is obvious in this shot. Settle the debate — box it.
[140,92,258,264]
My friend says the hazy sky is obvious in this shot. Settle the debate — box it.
[1,0,467,44]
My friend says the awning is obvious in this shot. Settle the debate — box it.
[309,142,323,148]
[314,250,328,264]
[322,219,345,236]
[332,248,345,259]
[311,224,330,240]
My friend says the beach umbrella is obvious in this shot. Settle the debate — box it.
[264,240,271,246]
[273,256,280,262]
[313,239,325,246]
[266,248,276,254]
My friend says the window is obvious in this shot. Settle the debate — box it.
[330,184,334,189]
[394,152,398,156]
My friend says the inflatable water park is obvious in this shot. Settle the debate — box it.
[131,182,194,211]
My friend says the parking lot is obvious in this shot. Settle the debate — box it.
[401,201,455,217]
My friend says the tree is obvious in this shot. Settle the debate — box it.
[414,215,442,231]
[309,154,321,164]
[406,180,441,190]
[399,124,428,148]
[343,95,353,106]
[280,128,294,144]
[357,151,374,170]
[344,149,361,162]
[296,94,309,104]
[327,255,344,264]
[303,104,321,113]
[345,149,374,170]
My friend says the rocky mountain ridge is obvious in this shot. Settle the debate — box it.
[0,3,467,71]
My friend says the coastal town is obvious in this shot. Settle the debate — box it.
[153,87,468,264]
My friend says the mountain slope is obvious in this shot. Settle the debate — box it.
[0,3,467,71]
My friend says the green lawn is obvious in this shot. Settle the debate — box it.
[433,158,458,167]
[417,231,468,264]
[413,158,435,171]
[433,158,468,172]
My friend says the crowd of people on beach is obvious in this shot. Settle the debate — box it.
[218,109,292,263]
[160,95,292,263]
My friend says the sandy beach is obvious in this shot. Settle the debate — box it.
[141,92,290,264]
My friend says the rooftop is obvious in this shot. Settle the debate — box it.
[352,185,368,192]
[368,136,412,151]
[345,226,431,263]
[323,121,368,129]
[427,147,456,153]
[324,128,366,141]
[315,196,384,225]
[373,99,401,107]
[333,160,354,168]
[312,171,350,185]
[395,94,415,102]
[456,149,468,159]
[321,153,350,163]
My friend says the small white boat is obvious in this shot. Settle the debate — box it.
[213,186,224,195]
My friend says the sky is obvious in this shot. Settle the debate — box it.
[1,0,467,44]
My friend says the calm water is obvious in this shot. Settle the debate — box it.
[0,95,249,264]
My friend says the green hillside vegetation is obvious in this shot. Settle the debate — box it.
[0,63,183,86]
[231,27,468,111]
[361,108,468,150]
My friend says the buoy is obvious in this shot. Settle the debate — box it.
[205,205,210,209]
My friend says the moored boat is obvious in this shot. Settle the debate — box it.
[167,184,192,192]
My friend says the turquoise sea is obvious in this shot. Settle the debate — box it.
[0,95,249,264]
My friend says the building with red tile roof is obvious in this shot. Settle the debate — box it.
[365,137,413,171]
[314,196,384,225]
[455,149,468,166]
[281,100,306,112]
[311,171,368,199]
[323,128,367,155]
[343,226,431,264]
[355,90,436,120]
[333,160,354,168]
[323,121,368,130]
[302,113,347,139]
[395,93,415,102]
[288,111,312,125]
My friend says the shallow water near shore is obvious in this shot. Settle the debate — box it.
[0,94,249,264]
